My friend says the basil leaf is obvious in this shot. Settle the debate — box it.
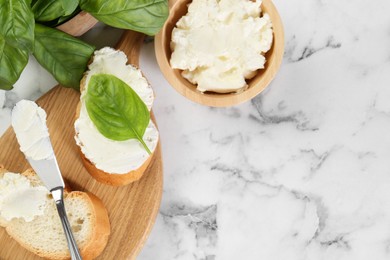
[56,7,81,25]
[0,0,34,51]
[0,0,33,89]
[0,35,4,54]
[33,24,95,89]
[61,0,79,15]
[80,0,168,36]
[0,36,29,90]
[85,74,152,154]
[32,0,79,22]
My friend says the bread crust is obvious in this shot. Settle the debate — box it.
[69,192,111,260]
[0,168,111,260]
[75,74,156,186]
[0,164,6,175]
[11,192,110,260]
[79,148,154,186]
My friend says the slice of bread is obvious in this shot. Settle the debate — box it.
[74,48,159,186]
[75,96,155,186]
[0,165,110,260]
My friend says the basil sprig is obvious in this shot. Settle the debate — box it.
[0,0,168,90]
[85,74,152,155]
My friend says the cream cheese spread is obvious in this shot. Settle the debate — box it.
[11,100,53,160]
[0,172,48,222]
[170,0,273,93]
[74,47,159,174]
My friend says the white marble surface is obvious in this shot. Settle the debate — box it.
[2,0,390,259]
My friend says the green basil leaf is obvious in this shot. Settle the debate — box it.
[56,7,81,25]
[61,0,79,15]
[85,74,152,154]
[0,35,4,54]
[33,24,95,89]
[80,0,168,36]
[0,35,29,90]
[32,0,79,22]
[0,0,34,51]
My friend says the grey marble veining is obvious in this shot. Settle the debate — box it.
[1,0,390,259]
[136,0,390,258]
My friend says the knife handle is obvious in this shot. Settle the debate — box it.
[52,188,83,260]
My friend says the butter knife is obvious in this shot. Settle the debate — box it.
[27,156,82,260]
[12,100,82,260]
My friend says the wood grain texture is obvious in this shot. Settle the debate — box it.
[0,30,163,260]
[56,11,98,37]
[155,0,285,107]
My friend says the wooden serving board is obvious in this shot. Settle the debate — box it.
[0,31,163,260]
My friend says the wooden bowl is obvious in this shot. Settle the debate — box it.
[155,0,284,107]
[56,11,98,37]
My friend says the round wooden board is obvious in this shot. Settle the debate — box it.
[0,31,163,260]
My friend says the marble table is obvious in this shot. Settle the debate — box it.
[1,0,390,259]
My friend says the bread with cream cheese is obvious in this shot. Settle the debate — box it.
[0,165,110,260]
[74,47,159,186]
[75,93,155,186]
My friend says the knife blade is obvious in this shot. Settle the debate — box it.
[26,156,82,260]
[11,100,82,260]
[26,156,64,192]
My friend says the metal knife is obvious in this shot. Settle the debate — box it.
[26,154,82,260]
[12,100,82,259]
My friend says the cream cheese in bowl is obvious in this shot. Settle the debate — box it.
[170,0,273,93]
